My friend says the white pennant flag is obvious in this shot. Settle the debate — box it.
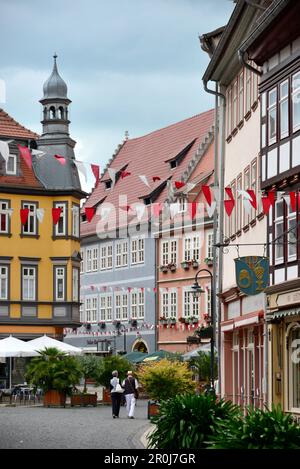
[74,160,87,183]
[237,189,252,200]
[139,175,150,188]
[276,191,285,200]
[108,168,116,188]
[206,201,217,218]
[186,182,197,193]
[212,186,220,203]
[0,140,11,162]
[167,180,175,197]
[31,149,46,158]
[169,202,180,218]
[244,199,252,215]
[135,204,146,222]
[36,208,45,223]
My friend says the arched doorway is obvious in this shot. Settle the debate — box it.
[132,339,148,353]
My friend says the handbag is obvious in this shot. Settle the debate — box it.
[115,383,124,393]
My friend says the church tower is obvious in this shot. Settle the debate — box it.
[35,55,81,190]
[37,54,76,160]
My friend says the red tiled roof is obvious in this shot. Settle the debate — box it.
[0,108,39,139]
[0,156,42,189]
[82,109,214,236]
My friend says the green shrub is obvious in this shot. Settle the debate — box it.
[95,355,133,389]
[25,347,82,395]
[189,351,217,384]
[138,359,195,402]
[210,405,300,449]
[148,393,240,449]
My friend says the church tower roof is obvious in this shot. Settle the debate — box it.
[42,54,68,100]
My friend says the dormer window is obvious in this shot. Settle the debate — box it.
[6,155,17,175]
[170,160,177,170]
[105,180,112,190]
[144,197,151,206]
[178,196,187,213]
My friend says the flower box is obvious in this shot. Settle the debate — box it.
[71,393,97,407]
[159,317,168,325]
[98,322,106,329]
[169,264,176,272]
[168,318,177,325]
[204,258,213,267]
[160,265,168,273]
[148,400,160,419]
[181,261,190,270]
[130,319,138,327]
[113,321,121,328]
[178,317,187,324]
[192,260,199,268]
[197,326,213,339]
[102,388,112,404]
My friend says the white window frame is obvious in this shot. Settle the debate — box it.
[92,247,98,272]
[287,204,297,262]
[72,205,80,238]
[280,79,289,139]
[206,230,214,259]
[239,70,244,122]
[0,265,8,300]
[138,290,145,319]
[160,289,178,319]
[22,266,36,301]
[246,68,252,113]
[80,250,84,273]
[178,196,187,214]
[54,202,67,237]
[0,200,9,234]
[91,297,98,323]
[86,297,92,322]
[99,293,112,322]
[115,293,122,320]
[122,293,128,320]
[292,71,300,133]
[182,288,199,318]
[131,291,138,319]
[22,203,37,235]
[6,154,17,175]
[55,266,66,302]
[268,87,277,145]
[80,299,84,323]
[233,79,238,129]
[116,240,128,268]
[250,159,257,222]
[183,235,200,262]
[275,200,284,264]
[131,238,145,265]
[72,268,79,302]
[86,248,92,272]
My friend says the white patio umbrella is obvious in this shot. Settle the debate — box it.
[27,335,83,355]
[0,335,39,388]
[182,343,218,361]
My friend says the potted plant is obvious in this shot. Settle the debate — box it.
[25,347,82,407]
[160,265,168,273]
[168,317,177,325]
[113,320,121,328]
[94,355,133,404]
[71,355,102,407]
[85,323,91,330]
[168,263,176,272]
[137,359,195,419]
[192,259,199,268]
[98,322,106,330]
[191,316,199,324]
[181,260,190,270]
[204,257,213,267]
[159,316,168,325]
[196,325,213,339]
[130,319,138,328]
[178,317,187,324]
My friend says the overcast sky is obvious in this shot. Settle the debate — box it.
[0,0,233,186]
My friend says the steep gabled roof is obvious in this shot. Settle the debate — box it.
[0,108,39,140]
[81,109,214,237]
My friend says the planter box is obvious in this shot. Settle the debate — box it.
[102,388,112,404]
[148,400,160,419]
[71,393,97,407]
[192,262,199,269]
[160,266,168,273]
[44,390,66,407]
[198,326,213,339]
[181,262,190,270]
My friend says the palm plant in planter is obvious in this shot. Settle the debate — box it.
[25,347,82,407]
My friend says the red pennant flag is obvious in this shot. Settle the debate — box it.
[202,185,212,206]
[52,207,62,225]
[290,192,296,212]
[224,200,235,216]
[120,205,131,212]
[20,208,29,225]
[225,187,234,201]
[121,170,131,179]
[152,176,161,182]
[91,164,100,186]
[54,154,66,165]
[151,203,163,217]
[174,181,185,190]
[18,145,32,170]
[85,207,95,222]
[246,189,257,210]
[188,202,198,220]
[261,196,272,215]
[153,287,157,294]
[128,287,132,292]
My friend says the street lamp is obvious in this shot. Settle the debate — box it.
[117,323,127,354]
[191,268,215,394]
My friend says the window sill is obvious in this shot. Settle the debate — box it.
[257,212,265,221]
[236,230,242,237]
[250,219,257,228]
[230,234,237,241]
[242,225,250,233]
[226,135,232,144]
[232,127,238,137]
[0,233,12,237]
[20,234,40,239]
[251,101,258,112]
[237,120,244,130]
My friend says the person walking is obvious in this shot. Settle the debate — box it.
[110,370,122,418]
[122,370,139,419]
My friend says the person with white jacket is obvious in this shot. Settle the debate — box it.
[122,371,139,419]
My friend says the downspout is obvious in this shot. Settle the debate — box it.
[238,49,262,77]
[203,79,226,396]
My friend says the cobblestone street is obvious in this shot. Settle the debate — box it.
[0,400,151,449]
